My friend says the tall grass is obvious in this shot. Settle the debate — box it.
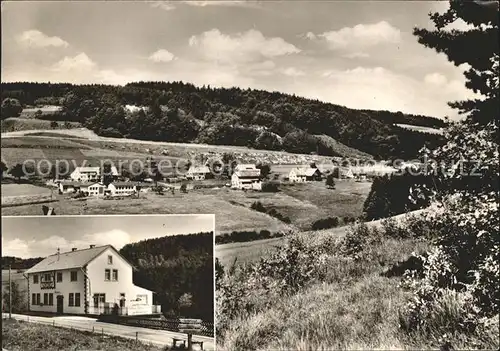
[216,216,498,350]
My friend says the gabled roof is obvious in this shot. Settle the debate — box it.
[72,166,118,176]
[234,169,261,178]
[74,167,100,173]
[25,245,111,274]
[59,181,84,187]
[235,164,257,171]
[291,167,321,177]
[110,182,136,187]
[187,166,211,174]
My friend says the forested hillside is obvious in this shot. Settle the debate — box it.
[1,82,445,159]
[119,232,213,322]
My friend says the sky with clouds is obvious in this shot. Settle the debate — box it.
[1,214,214,258]
[1,1,477,119]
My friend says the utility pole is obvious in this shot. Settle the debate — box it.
[9,265,12,319]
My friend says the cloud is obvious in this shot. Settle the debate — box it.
[312,66,476,119]
[16,30,69,48]
[51,52,96,72]
[308,21,401,50]
[150,1,176,11]
[148,49,175,62]
[150,1,260,11]
[2,230,132,258]
[2,238,31,258]
[281,67,306,77]
[188,29,300,64]
[184,1,260,8]
[343,52,370,59]
[424,72,448,86]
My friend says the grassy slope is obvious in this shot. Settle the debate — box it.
[314,134,373,158]
[217,219,429,350]
[1,319,162,351]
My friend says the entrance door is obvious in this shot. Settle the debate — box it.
[56,295,64,314]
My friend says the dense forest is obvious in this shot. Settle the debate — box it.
[1,257,44,270]
[119,232,213,322]
[1,81,445,159]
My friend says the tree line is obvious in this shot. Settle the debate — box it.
[1,81,445,159]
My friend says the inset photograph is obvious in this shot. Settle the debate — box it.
[1,214,215,351]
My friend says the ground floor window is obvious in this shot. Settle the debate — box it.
[69,293,74,306]
[93,293,106,307]
[75,293,81,307]
[49,293,54,306]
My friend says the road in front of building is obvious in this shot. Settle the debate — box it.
[3,313,215,350]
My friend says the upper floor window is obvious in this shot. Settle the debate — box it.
[70,271,78,282]
[33,275,39,284]
[108,255,113,264]
[112,269,118,281]
[56,272,63,282]
[43,273,52,282]
[105,269,111,281]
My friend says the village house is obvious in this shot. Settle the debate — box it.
[58,181,82,194]
[25,245,160,316]
[186,166,211,181]
[107,182,138,196]
[288,167,322,182]
[231,164,262,191]
[70,166,119,183]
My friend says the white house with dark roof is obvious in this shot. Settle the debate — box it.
[186,166,211,180]
[289,167,322,182]
[25,245,159,316]
[70,166,119,183]
[231,164,262,190]
[107,182,137,196]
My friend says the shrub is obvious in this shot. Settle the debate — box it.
[261,181,280,192]
[311,217,340,230]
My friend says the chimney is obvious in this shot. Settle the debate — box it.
[89,244,95,249]
[57,248,60,261]
[71,248,77,252]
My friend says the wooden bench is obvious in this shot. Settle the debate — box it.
[172,337,186,348]
[171,337,204,350]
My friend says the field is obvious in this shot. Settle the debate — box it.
[1,181,371,234]
[217,181,371,230]
[0,191,291,233]
[1,183,51,197]
[395,123,444,135]
[215,210,426,267]
[1,117,81,133]
[1,319,163,351]
[1,136,181,174]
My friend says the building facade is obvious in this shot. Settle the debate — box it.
[231,164,262,190]
[186,166,211,181]
[25,245,158,316]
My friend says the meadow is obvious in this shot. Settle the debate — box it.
[1,319,163,351]
[216,213,498,350]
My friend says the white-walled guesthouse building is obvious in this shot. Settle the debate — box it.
[231,164,262,190]
[25,245,160,316]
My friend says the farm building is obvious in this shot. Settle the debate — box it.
[339,167,355,179]
[107,182,137,196]
[70,166,119,183]
[231,164,262,190]
[25,245,160,316]
[288,167,322,182]
[58,181,83,194]
[186,166,211,180]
